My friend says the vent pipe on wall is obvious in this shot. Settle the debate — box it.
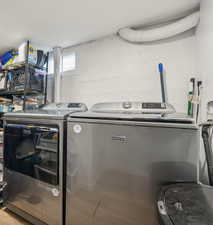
[118,11,200,43]
[53,46,63,103]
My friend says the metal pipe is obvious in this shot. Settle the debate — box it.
[53,47,63,103]
[23,40,30,111]
[44,52,49,105]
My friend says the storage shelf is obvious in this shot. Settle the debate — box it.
[1,61,46,72]
[0,89,43,97]
[0,41,49,111]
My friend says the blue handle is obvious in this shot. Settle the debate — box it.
[158,63,163,73]
[158,63,166,103]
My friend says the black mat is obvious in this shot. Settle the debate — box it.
[158,183,213,225]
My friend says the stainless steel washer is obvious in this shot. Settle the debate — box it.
[3,102,87,225]
[66,102,200,225]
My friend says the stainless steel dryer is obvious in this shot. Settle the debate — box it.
[66,102,200,225]
[3,102,87,225]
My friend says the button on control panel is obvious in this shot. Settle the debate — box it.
[122,102,132,109]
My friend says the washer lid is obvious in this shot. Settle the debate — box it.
[4,102,88,120]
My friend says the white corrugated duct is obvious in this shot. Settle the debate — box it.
[118,11,200,43]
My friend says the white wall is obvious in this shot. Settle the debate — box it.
[60,33,197,113]
[196,0,213,120]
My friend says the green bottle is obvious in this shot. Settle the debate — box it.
[187,78,195,116]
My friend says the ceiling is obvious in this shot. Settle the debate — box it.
[0,0,200,52]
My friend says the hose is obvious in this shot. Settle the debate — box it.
[118,11,200,43]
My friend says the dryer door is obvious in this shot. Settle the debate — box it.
[4,122,61,225]
[4,123,59,185]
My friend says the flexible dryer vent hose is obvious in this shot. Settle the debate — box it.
[118,11,200,43]
[202,125,213,186]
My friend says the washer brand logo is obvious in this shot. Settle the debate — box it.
[73,124,82,134]
[112,136,128,142]
[52,188,60,197]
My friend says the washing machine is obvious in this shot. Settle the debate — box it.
[3,102,87,225]
[66,101,200,225]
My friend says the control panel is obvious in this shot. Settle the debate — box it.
[43,102,87,111]
[92,101,175,115]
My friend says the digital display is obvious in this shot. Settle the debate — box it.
[68,103,81,108]
[142,103,166,109]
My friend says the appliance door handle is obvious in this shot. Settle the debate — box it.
[112,136,127,142]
